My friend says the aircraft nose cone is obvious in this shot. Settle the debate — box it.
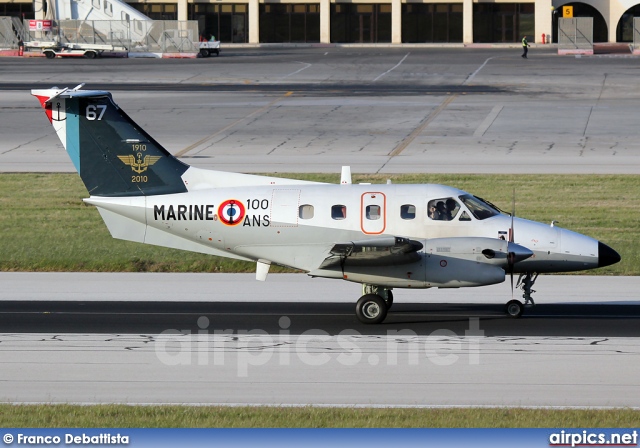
[598,242,621,268]
[507,242,534,263]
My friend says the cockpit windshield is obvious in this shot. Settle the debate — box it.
[458,194,500,220]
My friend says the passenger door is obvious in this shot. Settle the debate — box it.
[361,192,386,234]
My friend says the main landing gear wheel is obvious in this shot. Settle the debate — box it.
[505,300,524,318]
[356,294,388,324]
[362,284,393,310]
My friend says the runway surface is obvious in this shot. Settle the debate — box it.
[2,48,640,174]
[1,273,639,407]
[1,273,639,336]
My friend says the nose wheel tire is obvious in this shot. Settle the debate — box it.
[356,294,388,324]
[506,300,524,318]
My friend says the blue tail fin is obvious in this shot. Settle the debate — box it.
[33,86,189,197]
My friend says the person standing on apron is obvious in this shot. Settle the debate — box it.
[522,35,530,58]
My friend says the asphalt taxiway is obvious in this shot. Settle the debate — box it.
[2,47,640,174]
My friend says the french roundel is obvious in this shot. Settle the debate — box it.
[218,199,245,226]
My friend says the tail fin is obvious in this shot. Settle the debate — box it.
[32,85,189,197]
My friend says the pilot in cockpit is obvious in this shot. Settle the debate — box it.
[436,202,448,220]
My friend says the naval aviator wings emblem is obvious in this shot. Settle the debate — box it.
[117,154,161,174]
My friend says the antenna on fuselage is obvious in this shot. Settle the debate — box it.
[340,166,352,185]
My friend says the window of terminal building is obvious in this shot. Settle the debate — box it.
[402,4,462,43]
[473,3,534,43]
[129,3,177,20]
[555,3,605,43]
[189,3,248,43]
[1,2,34,18]
[260,4,320,43]
[617,5,640,42]
[330,4,391,43]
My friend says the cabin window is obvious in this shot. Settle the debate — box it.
[401,204,416,220]
[458,194,499,220]
[427,198,460,221]
[331,205,346,220]
[92,0,100,8]
[104,0,113,16]
[299,204,314,219]
[122,12,130,22]
[134,20,143,33]
[366,205,381,220]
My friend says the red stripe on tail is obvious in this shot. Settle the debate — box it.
[34,95,53,123]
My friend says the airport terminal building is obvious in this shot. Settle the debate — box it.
[3,0,639,44]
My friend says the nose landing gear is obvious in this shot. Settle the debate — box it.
[506,273,538,318]
[517,272,538,306]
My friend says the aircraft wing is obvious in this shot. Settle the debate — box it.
[319,236,423,268]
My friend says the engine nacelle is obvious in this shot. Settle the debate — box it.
[422,237,519,287]
[309,237,530,288]
[423,236,529,265]
[424,256,506,287]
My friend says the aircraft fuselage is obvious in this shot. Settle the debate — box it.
[86,181,609,289]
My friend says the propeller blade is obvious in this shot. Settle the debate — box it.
[507,250,515,296]
[510,187,515,243]
[503,189,521,299]
[510,270,514,297]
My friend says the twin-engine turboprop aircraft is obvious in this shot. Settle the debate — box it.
[32,85,621,323]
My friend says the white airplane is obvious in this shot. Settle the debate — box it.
[32,85,621,324]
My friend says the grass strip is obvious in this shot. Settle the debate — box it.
[1,173,637,275]
[1,404,639,428]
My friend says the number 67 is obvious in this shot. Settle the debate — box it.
[86,104,107,120]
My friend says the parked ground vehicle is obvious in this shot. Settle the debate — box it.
[198,40,220,57]
[26,41,127,59]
